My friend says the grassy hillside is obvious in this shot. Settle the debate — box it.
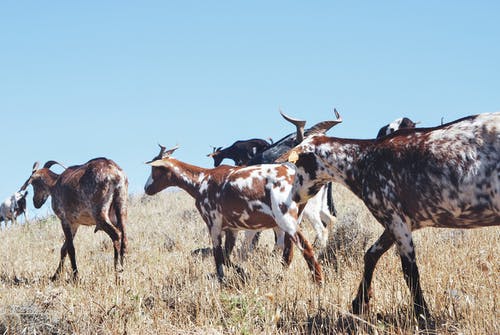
[0,185,498,334]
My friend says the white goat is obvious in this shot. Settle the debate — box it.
[0,190,28,227]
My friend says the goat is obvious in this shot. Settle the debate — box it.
[145,145,323,283]
[376,117,418,139]
[20,158,128,281]
[284,110,500,324]
[209,112,337,254]
[207,138,271,167]
[0,190,29,227]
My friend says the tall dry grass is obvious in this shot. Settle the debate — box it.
[0,185,498,334]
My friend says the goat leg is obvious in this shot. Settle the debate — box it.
[294,231,323,284]
[51,239,68,281]
[98,219,123,273]
[352,229,394,314]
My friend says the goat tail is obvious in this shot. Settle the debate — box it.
[112,183,128,255]
[326,182,337,217]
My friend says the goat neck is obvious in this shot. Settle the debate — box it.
[147,157,213,199]
[289,135,371,203]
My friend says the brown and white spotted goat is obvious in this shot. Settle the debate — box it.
[20,158,128,281]
[285,111,500,323]
[144,145,323,283]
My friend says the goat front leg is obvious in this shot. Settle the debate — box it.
[52,222,79,281]
[282,233,294,266]
[51,239,68,281]
[212,233,225,282]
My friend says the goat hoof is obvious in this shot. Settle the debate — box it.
[416,313,436,330]
[351,299,370,315]
[70,272,79,283]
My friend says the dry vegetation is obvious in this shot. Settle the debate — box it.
[0,185,498,334]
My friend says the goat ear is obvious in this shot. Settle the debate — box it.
[275,150,293,164]
[164,145,179,157]
[275,150,299,164]
[32,161,40,173]
[146,159,168,167]
[288,150,299,164]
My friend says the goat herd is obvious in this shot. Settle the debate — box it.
[3,110,499,327]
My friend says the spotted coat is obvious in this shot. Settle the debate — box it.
[209,139,335,254]
[145,146,323,283]
[287,112,500,321]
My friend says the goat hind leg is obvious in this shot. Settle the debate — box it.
[98,218,123,274]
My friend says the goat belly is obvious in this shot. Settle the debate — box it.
[223,210,276,230]
[69,212,96,226]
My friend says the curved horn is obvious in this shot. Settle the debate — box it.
[146,144,179,164]
[43,160,67,170]
[280,110,306,143]
[305,108,343,136]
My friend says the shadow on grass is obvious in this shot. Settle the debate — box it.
[293,309,448,335]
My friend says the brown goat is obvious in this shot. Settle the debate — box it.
[21,158,128,281]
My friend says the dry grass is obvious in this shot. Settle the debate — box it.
[0,185,498,334]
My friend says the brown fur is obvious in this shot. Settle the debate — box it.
[22,157,128,281]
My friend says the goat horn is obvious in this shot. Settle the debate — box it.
[43,160,67,170]
[305,108,343,136]
[145,145,179,165]
[157,143,166,157]
[207,145,218,157]
[280,110,306,143]
[157,144,179,159]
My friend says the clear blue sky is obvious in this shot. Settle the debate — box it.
[1,1,499,218]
